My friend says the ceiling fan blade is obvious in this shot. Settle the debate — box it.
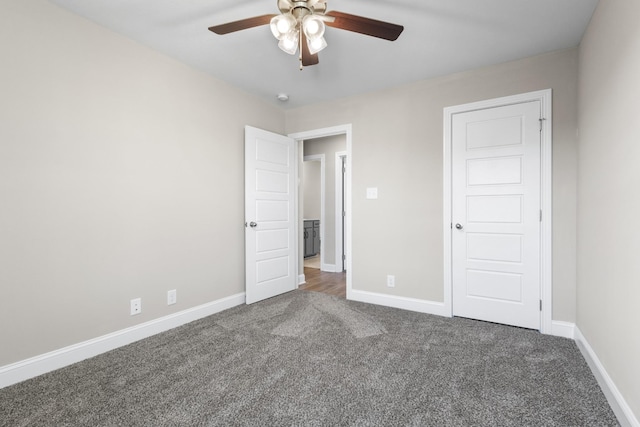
[301,32,319,66]
[208,14,276,35]
[324,11,404,41]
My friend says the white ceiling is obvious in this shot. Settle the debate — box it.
[50,0,598,109]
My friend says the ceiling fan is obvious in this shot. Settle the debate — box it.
[208,0,404,69]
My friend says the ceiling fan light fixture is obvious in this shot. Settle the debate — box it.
[278,30,299,55]
[302,15,325,40]
[270,13,296,40]
[209,4,404,69]
[307,35,327,55]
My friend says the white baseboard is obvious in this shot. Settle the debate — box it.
[0,292,246,389]
[349,289,450,317]
[575,327,639,427]
[321,263,337,272]
[550,320,575,339]
[298,274,306,285]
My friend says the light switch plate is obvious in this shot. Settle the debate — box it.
[366,187,378,199]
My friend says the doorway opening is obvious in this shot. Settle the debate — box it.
[289,125,352,300]
[302,154,324,270]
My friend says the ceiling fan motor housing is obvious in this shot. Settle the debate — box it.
[278,0,326,17]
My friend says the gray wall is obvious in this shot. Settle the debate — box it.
[302,161,321,221]
[286,48,579,323]
[577,0,640,418]
[0,0,284,366]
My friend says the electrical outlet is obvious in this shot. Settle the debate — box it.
[387,275,395,288]
[130,298,142,315]
[167,289,177,305]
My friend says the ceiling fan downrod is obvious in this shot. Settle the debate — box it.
[299,32,303,70]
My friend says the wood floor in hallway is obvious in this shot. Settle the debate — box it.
[299,267,346,298]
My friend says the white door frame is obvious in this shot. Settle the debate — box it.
[443,89,553,334]
[302,154,326,269]
[335,151,347,272]
[289,125,353,299]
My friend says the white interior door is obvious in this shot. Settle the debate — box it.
[245,126,296,304]
[452,101,541,329]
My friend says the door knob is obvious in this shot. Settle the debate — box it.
[249,221,258,228]
[455,223,463,230]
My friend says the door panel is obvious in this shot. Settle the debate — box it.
[256,229,289,253]
[245,126,296,304]
[452,101,541,330]
[256,170,289,193]
[256,200,289,221]
[466,269,523,302]
[467,195,523,223]
[256,256,290,283]
[466,115,524,149]
[466,234,523,263]
[467,157,522,185]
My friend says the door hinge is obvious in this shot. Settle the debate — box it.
[539,118,546,132]
[343,254,346,261]
[343,211,346,217]
[540,209,543,222]
[540,300,543,311]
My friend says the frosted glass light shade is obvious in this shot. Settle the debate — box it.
[307,36,327,54]
[270,14,296,40]
[278,30,299,55]
[302,15,325,40]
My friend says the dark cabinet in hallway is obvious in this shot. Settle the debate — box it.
[304,220,320,258]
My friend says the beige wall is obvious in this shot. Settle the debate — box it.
[286,48,579,322]
[303,136,347,267]
[302,161,321,221]
[577,0,640,419]
[0,0,284,365]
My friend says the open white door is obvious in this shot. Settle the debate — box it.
[245,126,296,304]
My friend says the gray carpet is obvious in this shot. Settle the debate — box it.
[0,290,619,426]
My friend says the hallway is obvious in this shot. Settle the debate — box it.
[299,266,346,298]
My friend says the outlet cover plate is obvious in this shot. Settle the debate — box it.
[167,289,177,305]
[130,298,142,315]
[387,275,395,287]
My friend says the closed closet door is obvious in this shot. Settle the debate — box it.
[451,101,541,330]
